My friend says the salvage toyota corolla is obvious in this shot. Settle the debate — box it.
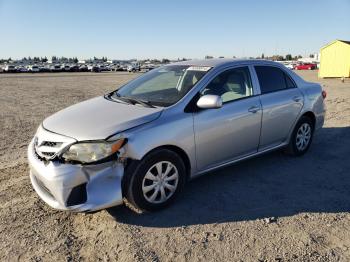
[28,59,326,212]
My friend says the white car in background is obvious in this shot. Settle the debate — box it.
[61,64,71,71]
[27,65,40,72]
[88,64,100,72]
[282,62,294,70]
[50,64,62,72]
[127,65,133,72]
[285,64,294,70]
[3,65,17,72]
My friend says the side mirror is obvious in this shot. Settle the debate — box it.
[196,95,223,109]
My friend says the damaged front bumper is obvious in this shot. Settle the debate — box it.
[28,140,124,212]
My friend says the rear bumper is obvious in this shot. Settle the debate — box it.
[315,111,325,130]
[315,101,326,131]
[28,139,124,212]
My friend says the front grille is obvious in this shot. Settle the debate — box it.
[42,141,62,147]
[33,147,55,162]
[33,126,75,162]
[41,152,55,157]
[34,139,64,160]
[34,150,45,161]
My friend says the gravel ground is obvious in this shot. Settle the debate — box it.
[0,70,349,261]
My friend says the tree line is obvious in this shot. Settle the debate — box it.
[0,54,316,64]
[260,53,315,61]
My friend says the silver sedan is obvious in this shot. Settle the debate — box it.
[28,59,326,212]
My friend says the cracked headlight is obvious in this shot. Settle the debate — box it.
[62,139,125,163]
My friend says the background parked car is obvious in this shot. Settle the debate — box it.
[3,65,17,72]
[69,65,80,72]
[50,64,62,72]
[88,64,101,72]
[27,65,40,72]
[39,65,51,72]
[79,64,88,72]
[283,63,295,70]
[98,64,106,71]
[114,64,126,71]
[61,64,71,72]
[16,66,28,73]
[104,64,112,71]
[294,63,317,70]
[127,64,140,72]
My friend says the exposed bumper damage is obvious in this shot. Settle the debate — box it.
[28,140,124,212]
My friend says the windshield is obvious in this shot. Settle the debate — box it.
[113,65,211,107]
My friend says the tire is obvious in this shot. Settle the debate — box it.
[285,116,314,156]
[125,149,186,212]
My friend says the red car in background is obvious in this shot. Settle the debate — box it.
[294,63,317,70]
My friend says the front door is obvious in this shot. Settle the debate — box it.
[193,66,262,172]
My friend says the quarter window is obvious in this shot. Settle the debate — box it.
[255,66,296,94]
[201,67,253,103]
[285,73,296,89]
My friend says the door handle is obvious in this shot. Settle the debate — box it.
[248,105,260,113]
[293,96,302,102]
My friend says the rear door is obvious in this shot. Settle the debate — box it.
[254,65,304,150]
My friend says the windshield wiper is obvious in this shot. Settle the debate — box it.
[111,92,155,108]
[123,96,156,108]
[105,93,131,105]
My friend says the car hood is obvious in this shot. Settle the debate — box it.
[43,96,163,140]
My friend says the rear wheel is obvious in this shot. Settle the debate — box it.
[125,149,186,212]
[285,116,314,156]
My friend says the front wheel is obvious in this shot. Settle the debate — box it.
[125,149,186,212]
[285,116,314,156]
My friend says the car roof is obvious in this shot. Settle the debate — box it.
[172,58,281,68]
[172,58,307,86]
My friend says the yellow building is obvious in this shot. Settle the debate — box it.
[319,40,350,78]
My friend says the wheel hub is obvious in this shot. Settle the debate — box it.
[142,161,179,204]
[296,123,311,151]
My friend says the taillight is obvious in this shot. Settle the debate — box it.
[322,90,327,99]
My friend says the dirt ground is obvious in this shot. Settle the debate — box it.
[0,70,349,262]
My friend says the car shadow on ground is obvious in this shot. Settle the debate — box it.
[107,127,350,227]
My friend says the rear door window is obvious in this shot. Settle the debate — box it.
[255,66,295,94]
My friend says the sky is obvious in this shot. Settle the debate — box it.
[0,0,349,60]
